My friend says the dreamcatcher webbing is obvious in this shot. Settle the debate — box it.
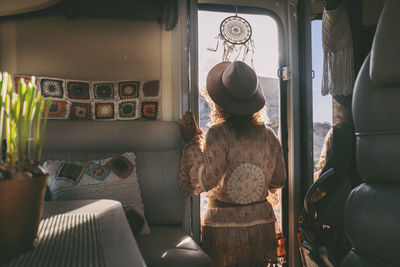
[208,11,256,67]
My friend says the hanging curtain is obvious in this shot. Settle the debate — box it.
[322,2,354,96]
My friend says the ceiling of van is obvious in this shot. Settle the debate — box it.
[0,0,61,16]
[0,0,178,30]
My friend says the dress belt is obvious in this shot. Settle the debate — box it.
[208,198,268,208]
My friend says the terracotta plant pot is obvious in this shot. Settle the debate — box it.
[0,175,48,263]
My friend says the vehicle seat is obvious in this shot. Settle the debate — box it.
[41,120,210,267]
[341,1,400,266]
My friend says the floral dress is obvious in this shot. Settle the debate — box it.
[178,122,286,267]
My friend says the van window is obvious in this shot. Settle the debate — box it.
[198,9,282,225]
[312,19,332,174]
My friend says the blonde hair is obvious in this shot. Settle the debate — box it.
[332,98,350,126]
[201,88,268,134]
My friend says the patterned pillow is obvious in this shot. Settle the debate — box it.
[43,152,151,235]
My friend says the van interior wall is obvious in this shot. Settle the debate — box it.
[348,0,384,74]
[0,16,174,120]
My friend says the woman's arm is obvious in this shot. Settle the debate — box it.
[269,136,286,193]
[178,124,229,196]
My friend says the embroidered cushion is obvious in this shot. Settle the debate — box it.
[43,152,151,235]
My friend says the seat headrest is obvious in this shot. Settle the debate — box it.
[370,0,400,87]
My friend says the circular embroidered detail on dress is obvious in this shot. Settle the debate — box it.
[227,163,265,204]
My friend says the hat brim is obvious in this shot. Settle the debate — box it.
[206,62,265,115]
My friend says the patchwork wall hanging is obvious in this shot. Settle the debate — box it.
[14,75,161,121]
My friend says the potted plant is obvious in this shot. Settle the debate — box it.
[0,72,51,263]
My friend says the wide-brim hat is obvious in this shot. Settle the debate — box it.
[206,61,265,115]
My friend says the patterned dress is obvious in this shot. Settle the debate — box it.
[178,122,286,267]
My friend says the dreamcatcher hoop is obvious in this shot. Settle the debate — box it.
[220,16,252,45]
[208,13,256,65]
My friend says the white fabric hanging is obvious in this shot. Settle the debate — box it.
[322,2,355,96]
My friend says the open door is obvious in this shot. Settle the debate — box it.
[197,2,287,236]
[176,1,308,266]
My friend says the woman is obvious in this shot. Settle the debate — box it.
[178,61,286,267]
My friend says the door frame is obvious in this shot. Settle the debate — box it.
[196,2,291,263]
[174,1,308,266]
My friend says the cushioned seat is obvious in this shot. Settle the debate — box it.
[42,120,210,266]
[341,1,400,266]
[136,226,210,267]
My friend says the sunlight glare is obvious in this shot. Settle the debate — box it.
[176,237,192,248]
[198,11,279,89]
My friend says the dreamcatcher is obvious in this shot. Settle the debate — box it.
[208,8,255,65]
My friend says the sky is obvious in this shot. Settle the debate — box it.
[198,11,332,124]
[198,11,279,88]
[311,20,332,124]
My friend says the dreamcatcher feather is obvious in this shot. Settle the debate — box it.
[207,14,256,66]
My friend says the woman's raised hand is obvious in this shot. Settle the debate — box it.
[178,111,203,142]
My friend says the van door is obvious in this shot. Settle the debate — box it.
[176,1,307,266]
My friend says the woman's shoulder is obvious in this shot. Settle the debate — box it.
[254,123,275,136]
[207,122,279,142]
[206,122,230,139]
[263,124,278,136]
[258,124,281,144]
[208,121,231,133]
[208,121,225,130]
